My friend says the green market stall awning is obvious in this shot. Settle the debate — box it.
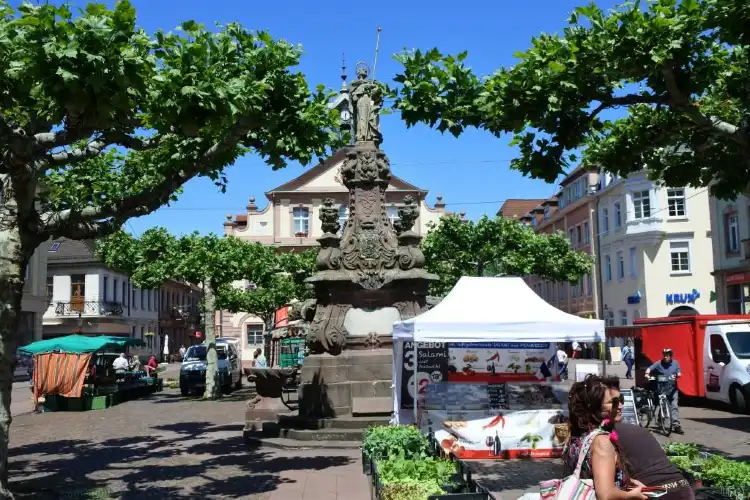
[20,335,144,355]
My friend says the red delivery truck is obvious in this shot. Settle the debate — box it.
[609,315,750,413]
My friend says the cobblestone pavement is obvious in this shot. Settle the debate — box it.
[650,402,750,460]
[8,387,369,499]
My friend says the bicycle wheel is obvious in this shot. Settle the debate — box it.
[638,400,653,428]
[659,396,672,436]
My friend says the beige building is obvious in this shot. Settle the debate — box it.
[43,239,160,356]
[220,147,448,360]
[596,170,715,327]
[19,245,48,346]
[512,167,601,319]
[709,193,750,314]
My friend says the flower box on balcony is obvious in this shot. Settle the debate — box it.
[294,232,308,238]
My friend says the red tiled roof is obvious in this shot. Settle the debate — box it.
[497,199,546,218]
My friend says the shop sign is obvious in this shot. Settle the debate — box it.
[627,291,642,304]
[666,289,700,305]
[194,331,203,339]
[726,272,750,284]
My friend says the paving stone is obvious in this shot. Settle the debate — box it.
[8,386,367,499]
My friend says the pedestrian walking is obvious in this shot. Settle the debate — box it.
[621,339,634,379]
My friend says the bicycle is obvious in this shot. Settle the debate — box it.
[633,376,673,436]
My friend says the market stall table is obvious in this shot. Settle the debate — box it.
[466,458,564,500]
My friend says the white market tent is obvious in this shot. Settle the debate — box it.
[393,276,605,343]
[391,276,606,423]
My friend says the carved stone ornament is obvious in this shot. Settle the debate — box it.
[363,332,381,349]
[337,147,399,290]
[319,198,341,235]
[394,195,418,235]
[306,302,350,355]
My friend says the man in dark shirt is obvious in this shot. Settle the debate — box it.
[645,348,683,434]
[602,376,694,500]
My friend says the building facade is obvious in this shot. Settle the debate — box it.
[158,279,202,355]
[43,239,160,356]
[219,147,448,360]
[596,170,716,327]
[19,245,49,346]
[515,167,601,319]
[709,193,750,314]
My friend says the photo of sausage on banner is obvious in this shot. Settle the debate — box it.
[422,382,570,460]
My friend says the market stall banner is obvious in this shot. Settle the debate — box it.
[446,342,556,383]
[424,408,569,460]
[398,341,557,411]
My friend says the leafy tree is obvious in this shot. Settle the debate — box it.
[393,0,750,199]
[421,216,593,296]
[216,249,317,329]
[97,229,278,399]
[0,1,338,489]
[98,231,316,397]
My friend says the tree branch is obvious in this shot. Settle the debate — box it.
[40,140,108,169]
[36,132,158,170]
[660,66,745,146]
[40,116,261,238]
[589,93,668,120]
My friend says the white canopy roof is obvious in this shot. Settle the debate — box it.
[393,277,605,343]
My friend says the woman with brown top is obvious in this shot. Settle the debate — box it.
[602,376,695,500]
[564,375,647,500]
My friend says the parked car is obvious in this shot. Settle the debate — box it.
[179,340,242,396]
[14,351,32,382]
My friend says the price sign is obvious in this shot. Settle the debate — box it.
[400,341,449,410]
[487,383,510,410]
[620,389,638,425]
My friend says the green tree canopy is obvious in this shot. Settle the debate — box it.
[393,0,749,199]
[216,249,316,327]
[421,215,593,296]
[97,229,315,398]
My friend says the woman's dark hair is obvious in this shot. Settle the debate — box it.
[602,375,620,390]
[568,374,608,438]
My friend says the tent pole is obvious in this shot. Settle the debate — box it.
[413,344,418,425]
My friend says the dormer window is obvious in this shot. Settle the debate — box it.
[543,206,550,219]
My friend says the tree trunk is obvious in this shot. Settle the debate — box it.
[0,217,31,499]
[202,282,221,400]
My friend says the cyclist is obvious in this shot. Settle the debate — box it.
[645,348,683,434]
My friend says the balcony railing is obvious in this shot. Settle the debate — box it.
[55,300,124,317]
[169,306,200,322]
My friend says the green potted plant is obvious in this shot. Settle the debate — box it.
[362,425,430,475]
[374,453,459,499]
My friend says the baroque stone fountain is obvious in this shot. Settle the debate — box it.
[244,65,435,443]
[297,65,436,419]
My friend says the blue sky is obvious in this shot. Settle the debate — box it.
[64,0,621,235]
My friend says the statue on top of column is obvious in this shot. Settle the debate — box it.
[350,63,383,145]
